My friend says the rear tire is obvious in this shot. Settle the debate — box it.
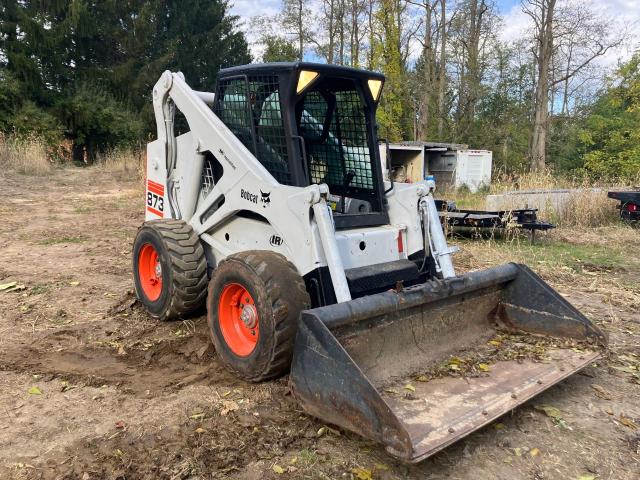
[133,220,208,320]
[207,251,310,382]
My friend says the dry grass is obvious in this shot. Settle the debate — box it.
[443,171,625,228]
[96,148,145,181]
[0,135,53,175]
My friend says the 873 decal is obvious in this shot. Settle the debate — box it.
[147,191,164,211]
[146,179,165,217]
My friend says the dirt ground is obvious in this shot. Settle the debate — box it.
[0,167,638,480]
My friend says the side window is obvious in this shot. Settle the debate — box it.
[214,76,292,185]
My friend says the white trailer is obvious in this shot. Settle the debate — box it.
[380,141,492,192]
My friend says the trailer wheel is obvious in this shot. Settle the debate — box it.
[207,251,310,382]
[133,220,208,320]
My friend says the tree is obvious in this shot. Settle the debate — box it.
[523,0,556,171]
[281,0,314,60]
[373,0,411,141]
[449,0,499,140]
[0,0,251,160]
[261,36,299,62]
[577,53,640,181]
[523,0,621,171]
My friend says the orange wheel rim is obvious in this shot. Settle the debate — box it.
[138,243,163,301]
[218,283,259,356]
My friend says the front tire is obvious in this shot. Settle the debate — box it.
[207,251,310,382]
[133,220,208,320]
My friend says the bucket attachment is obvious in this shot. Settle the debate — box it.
[290,263,606,463]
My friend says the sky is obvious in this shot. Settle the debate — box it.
[229,0,640,67]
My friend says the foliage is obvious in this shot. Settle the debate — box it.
[0,0,251,162]
[261,36,299,62]
[58,85,143,162]
[373,0,411,142]
[9,101,64,148]
[576,54,640,182]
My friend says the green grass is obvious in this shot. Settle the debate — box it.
[73,204,94,214]
[29,284,50,295]
[37,236,84,245]
[462,237,631,272]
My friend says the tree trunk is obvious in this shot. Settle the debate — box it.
[418,4,434,140]
[437,0,446,137]
[350,0,358,66]
[368,0,375,69]
[528,0,556,171]
[298,0,304,60]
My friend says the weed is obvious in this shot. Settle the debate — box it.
[74,204,94,214]
[29,284,50,295]
[96,148,145,181]
[440,171,623,228]
[0,135,52,175]
[37,236,84,245]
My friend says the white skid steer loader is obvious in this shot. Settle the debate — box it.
[133,63,606,462]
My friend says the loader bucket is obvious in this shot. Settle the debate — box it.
[289,263,606,463]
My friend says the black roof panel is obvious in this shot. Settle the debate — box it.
[219,62,385,81]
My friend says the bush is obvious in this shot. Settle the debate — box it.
[59,85,143,163]
[10,101,65,150]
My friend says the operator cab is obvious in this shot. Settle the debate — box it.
[212,62,387,229]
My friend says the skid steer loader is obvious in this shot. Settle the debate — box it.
[133,62,606,462]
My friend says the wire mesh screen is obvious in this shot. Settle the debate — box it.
[202,156,215,195]
[299,82,374,194]
[214,76,292,185]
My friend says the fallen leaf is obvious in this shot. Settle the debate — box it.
[114,420,126,429]
[618,354,637,363]
[514,447,522,457]
[612,366,636,374]
[28,386,42,395]
[69,281,80,286]
[0,281,17,290]
[352,467,373,480]
[577,475,596,480]
[535,404,563,421]
[619,414,638,430]
[272,464,285,474]
[448,364,460,371]
[415,375,429,382]
[590,384,612,400]
[488,339,502,347]
[194,427,206,434]
[3,283,26,292]
[478,363,491,372]
[530,447,540,457]
[404,383,415,392]
[220,400,239,416]
[493,423,505,430]
[374,462,389,471]
[316,425,340,437]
